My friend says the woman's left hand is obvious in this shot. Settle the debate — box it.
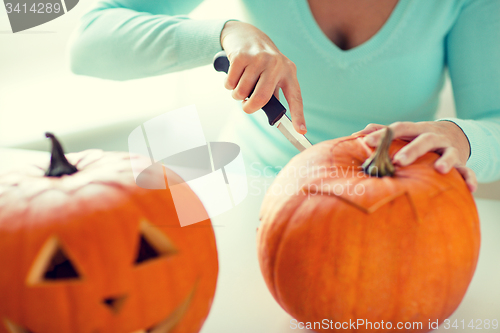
[353,121,477,192]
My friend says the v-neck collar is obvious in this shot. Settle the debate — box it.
[291,0,411,66]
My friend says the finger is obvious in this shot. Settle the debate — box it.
[389,121,428,139]
[241,70,279,113]
[392,133,450,166]
[281,75,306,134]
[352,123,385,136]
[274,86,280,100]
[434,147,460,174]
[232,66,263,104]
[456,166,478,192]
[225,56,247,90]
[364,122,425,146]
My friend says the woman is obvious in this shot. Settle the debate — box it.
[70,0,500,190]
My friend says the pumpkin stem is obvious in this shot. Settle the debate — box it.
[44,132,78,177]
[362,128,395,177]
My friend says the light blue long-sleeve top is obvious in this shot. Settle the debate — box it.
[70,0,500,182]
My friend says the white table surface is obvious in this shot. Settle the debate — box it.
[0,148,498,333]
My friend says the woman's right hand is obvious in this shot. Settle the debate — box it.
[220,21,307,134]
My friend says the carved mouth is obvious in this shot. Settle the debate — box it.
[130,286,195,333]
[4,285,196,333]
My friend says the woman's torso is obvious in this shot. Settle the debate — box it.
[307,0,399,51]
[223,0,467,172]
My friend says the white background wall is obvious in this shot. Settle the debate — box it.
[0,0,498,199]
[0,0,246,148]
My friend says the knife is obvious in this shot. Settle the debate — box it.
[213,51,312,152]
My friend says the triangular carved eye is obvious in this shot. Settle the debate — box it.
[43,247,79,280]
[27,237,82,285]
[134,220,177,265]
[135,235,160,264]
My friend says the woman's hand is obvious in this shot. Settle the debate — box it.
[353,121,477,192]
[220,21,306,134]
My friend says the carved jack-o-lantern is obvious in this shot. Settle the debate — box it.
[0,134,218,333]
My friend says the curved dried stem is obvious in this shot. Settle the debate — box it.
[45,132,78,177]
[362,128,395,177]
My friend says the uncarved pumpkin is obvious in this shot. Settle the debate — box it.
[0,134,218,333]
[257,132,480,332]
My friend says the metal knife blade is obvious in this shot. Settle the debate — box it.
[275,114,312,152]
[213,51,313,152]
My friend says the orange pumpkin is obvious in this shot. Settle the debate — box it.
[0,134,218,333]
[257,130,480,332]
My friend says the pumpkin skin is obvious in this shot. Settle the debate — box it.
[257,136,480,332]
[0,150,218,333]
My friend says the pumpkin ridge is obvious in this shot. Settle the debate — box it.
[39,183,128,205]
[328,136,365,167]
[270,197,309,309]
[433,190,478,321]
[271,195,331,320]
[350,203,368,323]
[67,150,116,171]
[320,198,351,322]
[23,186,52,202]
[390,197,418,325]
[401,191,421,226]
[385,198,400,324]
[438,201,452,322]
[70,150,106,169]
[85,181,134,193]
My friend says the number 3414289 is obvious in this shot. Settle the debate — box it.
[5,3,62,14]
[443,319,498,330]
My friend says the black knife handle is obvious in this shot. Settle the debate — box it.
[213,51,286,126]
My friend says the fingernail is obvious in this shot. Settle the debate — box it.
[395,153,407,164]
[300,124,306,132]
